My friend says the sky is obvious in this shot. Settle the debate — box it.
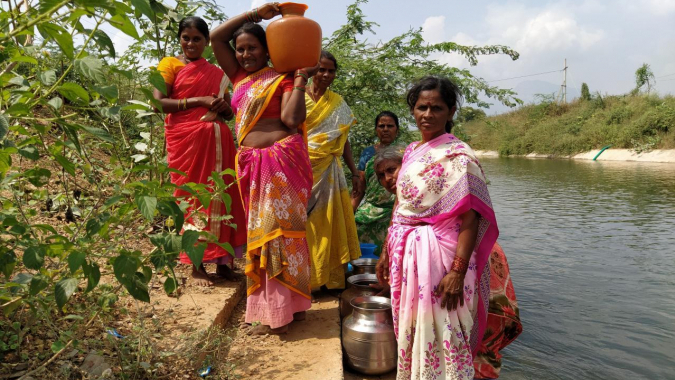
[111,0,675,114]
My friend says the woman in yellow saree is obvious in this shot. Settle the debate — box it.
[305,51,362,289]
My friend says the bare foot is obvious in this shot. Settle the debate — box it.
[311,290,321,303]
[293,311,306,321]
[247,324,288,335]
[191,265,214,287]
[320,285,343,298]
[239,321,251,330]
[215,264,242,281]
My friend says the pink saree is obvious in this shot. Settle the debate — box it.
[387,133,499,380]
[231,67,312,329]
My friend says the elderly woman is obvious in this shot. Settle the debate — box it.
[377,76,499,379]
[353,112,402,255]
[153,16,247,286]
[304,50,361,290]
[211,3,318,334]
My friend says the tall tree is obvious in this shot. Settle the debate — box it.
[581,82,591,101]
[635,63,655,94]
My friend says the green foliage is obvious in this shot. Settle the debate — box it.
[457,106,487,123]
[0,0,236,366]
[634,63,655,94]
[464,94,675,156]
[581,82,591,101]
[0,0,521,370]
[326,0,521,159]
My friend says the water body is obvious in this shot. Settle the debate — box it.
[480,157,675,380]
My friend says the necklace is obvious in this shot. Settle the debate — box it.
[308,83,324,103]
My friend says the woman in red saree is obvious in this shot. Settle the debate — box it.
[153,17,247,286]
[211,3,319,334]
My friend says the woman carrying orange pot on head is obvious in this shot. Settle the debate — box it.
[153,16,247,287]
[211,2,319,335]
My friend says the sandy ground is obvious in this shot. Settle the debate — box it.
[474,148,675,162]
[225,292,344,380]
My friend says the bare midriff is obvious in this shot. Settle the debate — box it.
[240,118,298,148]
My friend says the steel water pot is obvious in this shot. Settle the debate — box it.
[350,258,378,275]
[342,296,397,375]
[340,274,378,319]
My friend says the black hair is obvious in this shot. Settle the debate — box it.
[232,22,268,51]
[406,76,463,133]
[320,50,338,70]
[178,17,210,40]
[374,111,399,130]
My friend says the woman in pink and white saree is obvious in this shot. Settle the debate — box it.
[379,76,499,380]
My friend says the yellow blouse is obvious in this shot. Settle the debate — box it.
[156,57,186,85]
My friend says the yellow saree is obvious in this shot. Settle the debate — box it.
[305,89,361,289]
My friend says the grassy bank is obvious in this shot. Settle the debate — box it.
[461,93,675,156]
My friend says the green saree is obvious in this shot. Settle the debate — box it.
[354,157,396,256]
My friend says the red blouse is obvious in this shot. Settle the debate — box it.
[232,67,294,119]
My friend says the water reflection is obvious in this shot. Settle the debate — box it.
[481,157,675,380]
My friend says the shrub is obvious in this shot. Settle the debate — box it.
[581,83,591,101]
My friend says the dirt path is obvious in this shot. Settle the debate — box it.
[225,293,344,380]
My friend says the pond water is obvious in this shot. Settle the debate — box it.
[481,157,675,380]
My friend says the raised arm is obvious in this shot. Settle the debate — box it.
[211,3,281,80]
[279,65,319,128]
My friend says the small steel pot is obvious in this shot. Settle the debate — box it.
[342,296,397,375]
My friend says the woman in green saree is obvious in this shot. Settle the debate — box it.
[353,111,402,256]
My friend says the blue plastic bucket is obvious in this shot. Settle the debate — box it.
[359,243,378,259]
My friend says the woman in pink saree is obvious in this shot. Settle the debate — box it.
[377,76,499,379]
[211,3,318,335]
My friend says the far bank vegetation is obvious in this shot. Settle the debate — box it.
[461,92,675,156]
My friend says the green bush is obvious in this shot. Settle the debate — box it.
[463,91,675,156]
[606,106,633,125]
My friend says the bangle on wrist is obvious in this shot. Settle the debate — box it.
[293,86,306,92]
[246,8,261,22]
[450,256,469,275]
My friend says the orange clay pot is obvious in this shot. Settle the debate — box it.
[266,2,322,73]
